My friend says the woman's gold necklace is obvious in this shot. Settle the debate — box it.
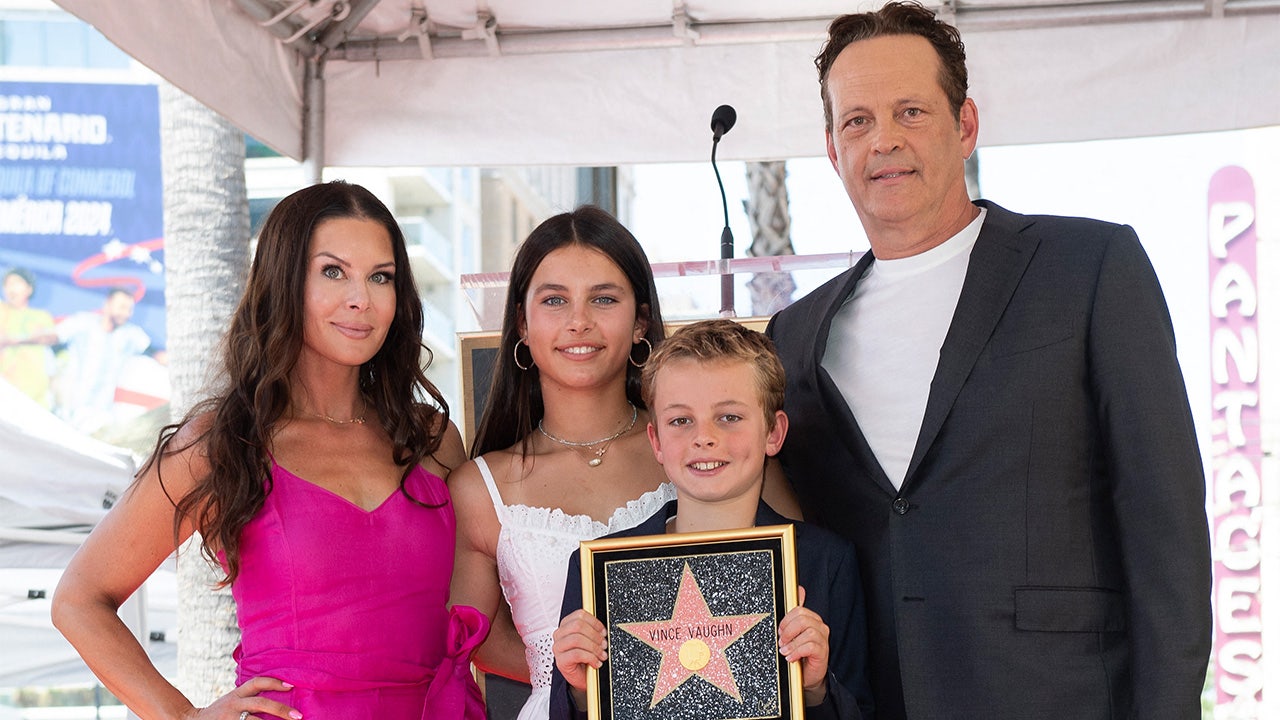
[308,401,367,425]
[537,403,637,467]
[313,411,365,425]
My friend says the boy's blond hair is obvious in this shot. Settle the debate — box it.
[642,319,785,429]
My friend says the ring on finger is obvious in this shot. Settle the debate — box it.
[239,712,250,720]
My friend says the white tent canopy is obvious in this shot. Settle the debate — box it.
[52,0,1280,168]
[0,383,175,690]
[0,383,133,527]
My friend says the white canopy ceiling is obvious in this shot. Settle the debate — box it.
[51,0,1280,167]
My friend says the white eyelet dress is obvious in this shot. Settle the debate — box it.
[474,456,675,720]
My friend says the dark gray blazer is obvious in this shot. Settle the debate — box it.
[765,200,1211,720]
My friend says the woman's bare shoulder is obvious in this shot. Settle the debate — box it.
[150,412,216,484]
[426,417,467,478]
[452,446,531,499]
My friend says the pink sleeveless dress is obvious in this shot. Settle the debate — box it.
[228,461,486,718]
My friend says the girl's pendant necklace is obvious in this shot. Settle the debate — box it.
[537,403,638,468]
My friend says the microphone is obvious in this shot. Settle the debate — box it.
[710,104,736,316]
[711,104,737,142]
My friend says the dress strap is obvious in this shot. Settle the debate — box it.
[262,448,280,493]
[473,457,506,522]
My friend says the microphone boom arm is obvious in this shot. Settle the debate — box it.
[710,104,737,317]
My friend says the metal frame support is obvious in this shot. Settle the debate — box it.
[301,55,325,184]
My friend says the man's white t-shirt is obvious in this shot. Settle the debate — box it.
[821,209,986,489]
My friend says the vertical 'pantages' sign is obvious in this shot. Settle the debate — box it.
[1207,165,1262,717]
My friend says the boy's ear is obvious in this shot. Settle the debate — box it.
[646,421,664,463]
[765,410,788,457]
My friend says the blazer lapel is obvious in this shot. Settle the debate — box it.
[901,202,1039,488]
[807,251,875,371]
[803,252,899,497]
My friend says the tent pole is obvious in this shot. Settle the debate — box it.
[302,56,325,185]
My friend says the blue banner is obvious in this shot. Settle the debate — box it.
[0,81,165,347]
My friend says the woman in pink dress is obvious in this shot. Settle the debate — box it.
[53,181,486,719]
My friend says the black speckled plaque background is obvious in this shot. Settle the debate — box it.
[586,533,796,720]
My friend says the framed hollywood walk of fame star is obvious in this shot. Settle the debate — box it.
[580,524,803,720]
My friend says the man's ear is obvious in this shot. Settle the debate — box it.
[959,97,979,159]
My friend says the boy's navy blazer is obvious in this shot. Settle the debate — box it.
[548,499,873,720]
[765,200,1211,719]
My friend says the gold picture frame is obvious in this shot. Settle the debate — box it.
[580,524,802,720]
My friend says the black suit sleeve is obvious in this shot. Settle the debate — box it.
[801,527,874,720]
[1088,227,1211,717]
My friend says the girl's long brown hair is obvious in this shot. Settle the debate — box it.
[141,180,450,583]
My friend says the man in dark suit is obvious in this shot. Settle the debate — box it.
[765,3,1212,718]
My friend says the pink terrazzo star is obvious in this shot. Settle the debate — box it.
[616,562,770,708]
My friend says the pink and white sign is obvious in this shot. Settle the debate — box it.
[1207,165,1262,717]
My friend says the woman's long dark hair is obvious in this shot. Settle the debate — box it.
[470,205,665,459]
[142,180,450,583]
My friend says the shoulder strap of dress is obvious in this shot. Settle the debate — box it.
[262,448,282,493]
[473,456,506,520]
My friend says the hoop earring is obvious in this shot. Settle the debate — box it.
[513,339,534,371]
[629,337,653,368]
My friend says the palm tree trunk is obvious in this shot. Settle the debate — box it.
[159,81,249,707]
[743,161,796,316]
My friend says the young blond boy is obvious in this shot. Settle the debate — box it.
[549,319,872,719]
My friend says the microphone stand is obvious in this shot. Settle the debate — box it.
[712,123,734,317]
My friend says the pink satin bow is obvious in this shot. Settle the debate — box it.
[423,604,490,719]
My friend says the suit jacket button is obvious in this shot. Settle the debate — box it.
[892,497,910,515]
